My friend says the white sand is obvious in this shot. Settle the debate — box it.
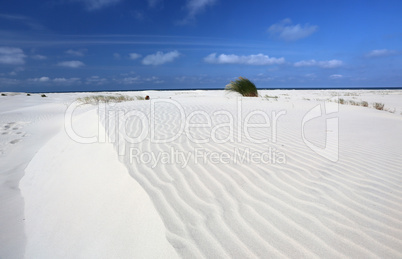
[20,109,178,258]
[0,90,401,258]
[0,94,68,258]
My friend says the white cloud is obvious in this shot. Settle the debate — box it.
[132,10,145,21]
[39,76,50,82]
[74,0,122,10]
[294,60,314,67]
[117,75,164,84]
[53,77,81,84]
[204,53,285,65]
[57,60,85,68]
[9,67,24,76]
[320,60,343,68]
[129,53,141,60]
[29,76,50,82]
[0,77,20,85]
[366,49,397,58]
[0,47,26,65]
[142,50,180,65]
[145,76,164,83]
[180,0,217,23]
[121,76,141,84]
[66,49,86,57]
[113,53,121,59]
[148,0,162,8]
[305,73,317,79]
[175,76,187,82]
[186,0,216,16]
[253,76,274,82]
[268,18,318,41]
[0,14,44,30]
[53,78,68,82]
[145,76,158,81]
[294,59,343,68]
[28,77,81,84]
[31,54,47,60]
[86,76,107,85]
[329,74,343,79]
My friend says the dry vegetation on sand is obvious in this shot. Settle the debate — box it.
[77,95,144,104]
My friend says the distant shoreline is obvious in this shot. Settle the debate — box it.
[13,86,402,94]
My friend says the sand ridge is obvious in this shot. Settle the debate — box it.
[0,90,400,258]
[97,91,402,258]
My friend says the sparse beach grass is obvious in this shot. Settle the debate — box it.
[349,100,359,106]
[343,92,359,96]
[337,98,385,109]
[77,95,141,104]
[264,94,278,100]
[373,102,385,110]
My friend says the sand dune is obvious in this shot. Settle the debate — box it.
[0,90,401,258]
[20,109,178,258]
[0,95,68,259]
[99,91,402,258]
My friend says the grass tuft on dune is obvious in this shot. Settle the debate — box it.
[225,77,258,97]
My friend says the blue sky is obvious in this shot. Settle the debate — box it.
[0,0,401,92]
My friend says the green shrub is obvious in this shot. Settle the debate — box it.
[41,94,47,97]
[225,77,258,97]
[1,93,6,96]
[339,98,345,104]
[361,101,368,107]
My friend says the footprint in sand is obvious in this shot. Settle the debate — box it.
[0,122,29,150]
[10,139,21,144]
[3,122,15,129]
[1,122,27,135]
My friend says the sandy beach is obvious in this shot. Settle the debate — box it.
[1,89,402,258]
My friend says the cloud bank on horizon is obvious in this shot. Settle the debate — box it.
[0,0,401,91]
